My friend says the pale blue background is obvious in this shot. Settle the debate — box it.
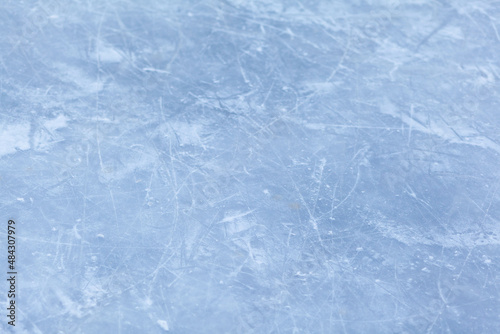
[1,0,499,332]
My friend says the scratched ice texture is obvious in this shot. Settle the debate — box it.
[0,0,499,333]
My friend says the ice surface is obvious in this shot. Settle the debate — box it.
[1,0,499,333]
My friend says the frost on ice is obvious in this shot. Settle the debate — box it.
[0,0,499,333]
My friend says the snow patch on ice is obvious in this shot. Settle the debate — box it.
[219,210,257,234]
[96,44,123,63]
[53,63,104,94]
[0,123,31,157]
[157,319,169,331]
[44,114,68,132]
[379,97,500,153]
[170,122,204,147]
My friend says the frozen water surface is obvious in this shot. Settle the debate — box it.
[1,0,500,333]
